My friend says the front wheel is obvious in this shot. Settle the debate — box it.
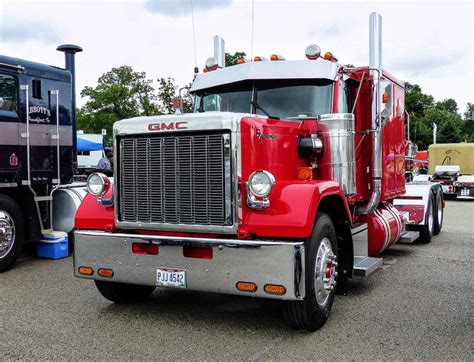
[95,280,156,304]
[283,212,338,331]
[0,195,25,272]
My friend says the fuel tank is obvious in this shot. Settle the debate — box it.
[361,202,404,256]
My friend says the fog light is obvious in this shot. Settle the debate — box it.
[236,281,257,293]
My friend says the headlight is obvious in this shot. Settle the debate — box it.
[86,173,110,197]
[248,170,275,197]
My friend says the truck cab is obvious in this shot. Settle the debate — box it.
[73,14,443,331]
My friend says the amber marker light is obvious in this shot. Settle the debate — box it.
[236,58,246,64]
[78,266,94,276]
[264,284,287,295]
[382,92,389,103]
[236,281,257,293]
[270,54,285,61]
[297,167,313,181]
[324,52,338,62]
[97,268,114,278]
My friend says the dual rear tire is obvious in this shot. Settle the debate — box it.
[418,191,443,244]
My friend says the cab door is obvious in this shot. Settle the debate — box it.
[0,71,20,184]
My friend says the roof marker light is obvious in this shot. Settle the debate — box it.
[323,52,338,62]
[305,44,321,60]
[253,56,268,62]
[236,58,250,64]
[205,56,219,71]
[270,54,285,61]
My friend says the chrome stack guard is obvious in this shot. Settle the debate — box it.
[74,230,306,301]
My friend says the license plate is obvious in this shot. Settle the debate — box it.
[156,268,186,288]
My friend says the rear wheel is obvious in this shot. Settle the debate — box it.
[0,195,25,272]
[283,212,338,331]
[418,193,435,244]
[95,280,156,304]
[433,191,443,235]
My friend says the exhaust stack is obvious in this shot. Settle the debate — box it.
[213,35,225,68]
[356,12,382,215]
[57,44,83,165]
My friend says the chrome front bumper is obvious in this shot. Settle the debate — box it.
[74,230,305,301]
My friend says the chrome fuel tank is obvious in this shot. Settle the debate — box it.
[317,113,356,195]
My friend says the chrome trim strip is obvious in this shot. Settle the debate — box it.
[76,229,299,247]
[0,183,17,188]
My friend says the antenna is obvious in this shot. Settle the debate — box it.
[251,0,255,60]
[190,0,198,74]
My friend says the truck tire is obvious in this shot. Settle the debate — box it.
[418,193,435,244]
[95,280,155,304]
[433,191,443,235]
[0,194,25,272]
[283,212,338,331]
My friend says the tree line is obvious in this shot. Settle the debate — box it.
[77,53,473,149]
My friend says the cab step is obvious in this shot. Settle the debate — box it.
[398,230,420,244]
[353,256,383,277]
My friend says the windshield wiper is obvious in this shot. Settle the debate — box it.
[251,101,280,120]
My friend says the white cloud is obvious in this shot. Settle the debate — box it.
[0,1,471,113]
[0,17,59,43]
[144,0,232,16]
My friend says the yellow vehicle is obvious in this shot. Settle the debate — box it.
[429,143,474,199]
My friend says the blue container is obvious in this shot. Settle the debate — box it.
[37,231,69,259]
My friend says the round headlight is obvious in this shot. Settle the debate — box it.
[248,171,275,197]
[86,173,110,197]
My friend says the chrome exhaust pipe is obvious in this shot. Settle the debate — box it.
[214,35,225,68]
[356,12,382,215]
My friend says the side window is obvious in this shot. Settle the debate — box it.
[0,74,18,112]
[32,79,42,99]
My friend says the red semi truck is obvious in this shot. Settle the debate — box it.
[73,13,443,331]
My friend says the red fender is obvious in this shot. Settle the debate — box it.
[75,188,115,231]
[242,180,351,238]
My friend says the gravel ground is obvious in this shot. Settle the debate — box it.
[1,200,473,360]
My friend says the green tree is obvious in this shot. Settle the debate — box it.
[405,82,434,118]
[225,51,246,67]
[157,77,193,114]
[462,102,474,141]
[78,66,160,143]
[436,98,458,114]
[415,108,465,149]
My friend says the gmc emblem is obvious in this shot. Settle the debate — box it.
[148,122,188,131]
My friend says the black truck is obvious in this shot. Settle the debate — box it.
[0,45,82,271]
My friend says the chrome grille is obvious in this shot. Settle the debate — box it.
[118,133,231,228]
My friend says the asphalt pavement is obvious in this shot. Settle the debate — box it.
[1,200,473,360]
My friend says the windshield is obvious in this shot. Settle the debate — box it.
[194,79,333,119]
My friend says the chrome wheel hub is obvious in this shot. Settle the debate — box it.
[0,211,15,259]
[314,237,337,305]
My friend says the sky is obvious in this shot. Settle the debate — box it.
[0,0,473,113]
